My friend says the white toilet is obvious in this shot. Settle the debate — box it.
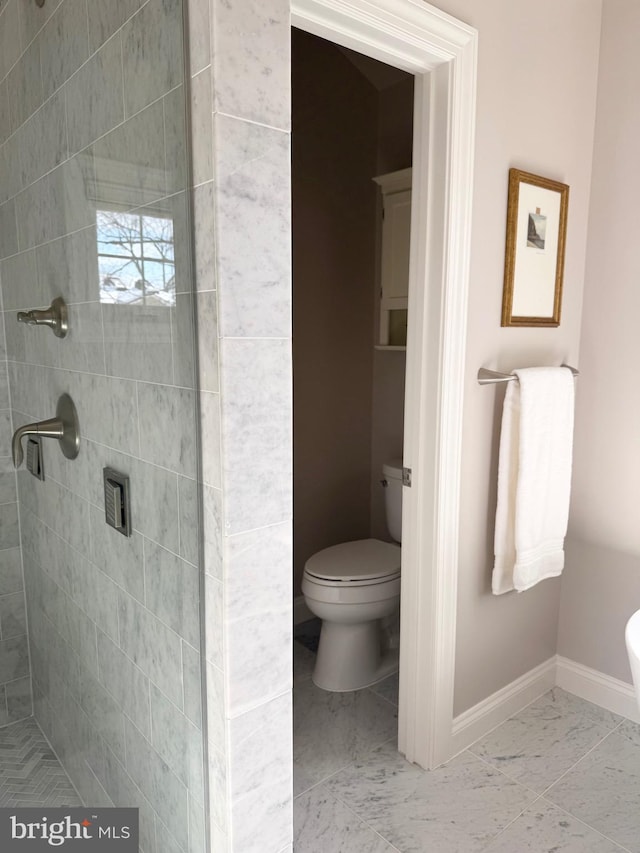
[302,459,403,692]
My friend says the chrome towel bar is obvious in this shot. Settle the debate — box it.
[478,365,579,385]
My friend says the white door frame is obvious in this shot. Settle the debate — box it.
[291,0,477,768]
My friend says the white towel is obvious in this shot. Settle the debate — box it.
[492,366,575,595]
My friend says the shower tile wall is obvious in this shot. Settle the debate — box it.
[0,0,32,734]
[0,2,205,853]
[0,298,30,726]
[188,0,293,849]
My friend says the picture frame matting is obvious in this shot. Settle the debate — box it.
[501,168,569,327]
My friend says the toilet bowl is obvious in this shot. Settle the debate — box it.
[302,539,401,691]
[301,458,404,692]
[625,610,640,711]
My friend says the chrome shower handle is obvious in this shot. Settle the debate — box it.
[12,394,80,469]
[17,297,68,338]
[12,419,63,468]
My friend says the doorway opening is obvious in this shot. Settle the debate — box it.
[292,25,414,800]
[291,0,476,780]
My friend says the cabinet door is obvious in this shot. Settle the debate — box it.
[379,188,410,346]
[381,189,411,302]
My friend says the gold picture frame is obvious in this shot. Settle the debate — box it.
[501,168,569,327]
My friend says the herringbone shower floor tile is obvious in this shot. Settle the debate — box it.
[0,718,82,807]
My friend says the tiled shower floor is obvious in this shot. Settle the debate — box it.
[294,638,640,852]
[0,717,82,807]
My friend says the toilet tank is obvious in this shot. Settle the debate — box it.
[382,458,403,543]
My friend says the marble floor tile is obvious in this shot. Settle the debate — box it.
[293,643,316,686]
[0,717,82,807]
[369,672,399,706]
[484,800,627,852]
[469,688,621,793]
[293,679,398,795]
[295,786,398,853]
[294,619,321,653]
[546,719,640,852]
[294,677,640,852]
[324,741,537,853]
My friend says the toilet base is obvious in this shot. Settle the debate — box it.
[312,619,399,692]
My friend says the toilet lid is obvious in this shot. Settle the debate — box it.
[304,539,401,583]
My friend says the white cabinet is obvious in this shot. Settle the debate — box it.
[373,168,412,349]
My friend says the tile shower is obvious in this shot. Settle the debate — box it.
[0,0,295,849]
[0,0,206,851]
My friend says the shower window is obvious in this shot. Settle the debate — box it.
[97,209,176,307]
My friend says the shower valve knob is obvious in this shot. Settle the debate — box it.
[12,394,80,469]
[17,296,68,338]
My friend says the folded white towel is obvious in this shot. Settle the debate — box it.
[492,366,575,595]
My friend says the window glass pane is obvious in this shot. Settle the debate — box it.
[97,210,176,306]
[97,211,142,257]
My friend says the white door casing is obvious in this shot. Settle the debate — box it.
[291,0,477,768]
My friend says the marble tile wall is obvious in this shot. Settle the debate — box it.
[0,2,207,852]
[0,15,31,726]
[186,0,293,849]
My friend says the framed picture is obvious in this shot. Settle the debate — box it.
[501,168,569,327]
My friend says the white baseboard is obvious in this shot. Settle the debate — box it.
[450,656,556,757]
[450,655,640,759]
[556,655,640,723]
[293,595,313,626]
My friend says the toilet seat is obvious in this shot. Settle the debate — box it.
[304,539,400,585]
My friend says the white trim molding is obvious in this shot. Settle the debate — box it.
[292,0,478,770]
[556,656,640,724]
[451,655,640,758]
[292,0,476,72]
[450,657,556,757]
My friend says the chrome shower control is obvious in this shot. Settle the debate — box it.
[17,296,68,338]
[12,393,80,469]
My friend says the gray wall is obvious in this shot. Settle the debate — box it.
[434,0,603,716]
[559,0,640,682]
[0,2,206,853]
[559,540,640,682]
[292,30,378,595]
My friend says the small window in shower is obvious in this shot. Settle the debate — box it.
[97,209,176,307]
